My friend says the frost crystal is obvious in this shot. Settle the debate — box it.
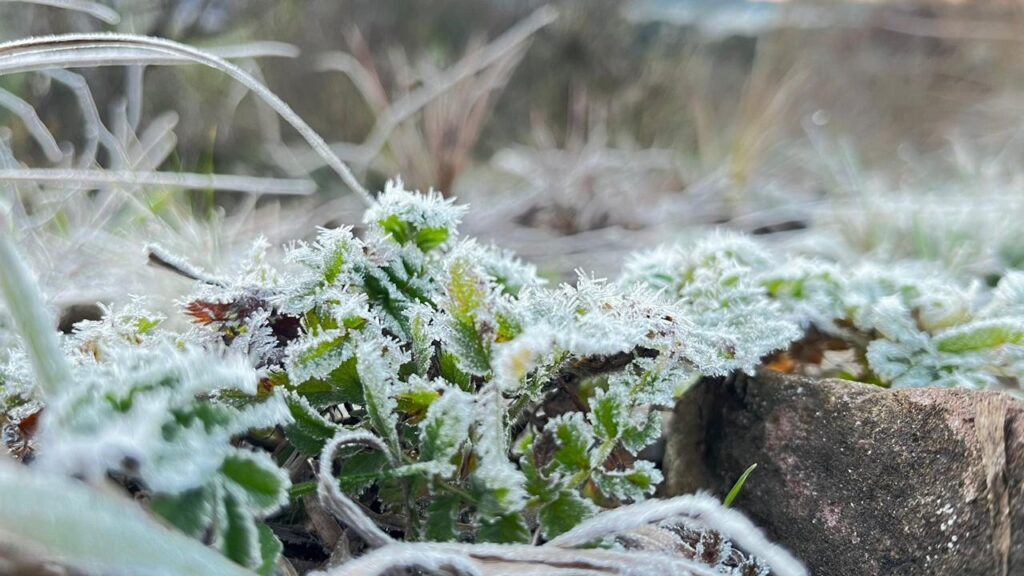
[624,232,803,375]
[35,342,291,493]
[365,178,468,242]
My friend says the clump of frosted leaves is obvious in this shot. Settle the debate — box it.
[363,178,468,249]
[774,258,1024,388]
[181,239,293,368]
[626,231,1024,389]
[0,176,810,574]
[36,342,289,492]
[67,298,167,356]
[26,302,293,574]
[859,277,1024,389]
[622,233,803,376]
[277,226,367,315]
[252,182,812,547]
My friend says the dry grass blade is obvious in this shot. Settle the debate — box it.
[0,87,64,163]
[204,41,301,60]
[312,545,481,576]
[0,168,317,195]
[0,33,372,204]
[311,542,722,576]
[318,432,397,549]
[0,0,121,25]
[319,5,558,166]
[547,492,807,576]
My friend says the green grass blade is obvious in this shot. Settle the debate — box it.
[724,463,758,508]
[0,459,254,576]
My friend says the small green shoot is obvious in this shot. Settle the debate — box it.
[724,463,758,508]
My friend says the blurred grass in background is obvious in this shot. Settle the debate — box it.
[4,0,1024,291]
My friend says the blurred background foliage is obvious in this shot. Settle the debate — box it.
[4,0,1024,294]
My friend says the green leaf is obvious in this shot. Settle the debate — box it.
[549,414,594,475]
[447,259,492,375]
[379,214,412,245]
[410,313,435,376]
[288,331,349,383]
[396,387,441,421]
[283,393,340,456]
[438,351,473,392]
[150,485,215,538]
[477,513,530,544]
[935,321,1024,353]
[322,238,353,285]
[495,312,522,343]
[590,391,623,441]
[592,461,663,502]
[375,476,409,512]
[220,491,260,569]
[520,452,553,502]
[220,451,289,514]
[361,269,410,336]
[382,264,431,303]
[356,339,401,455]
[471,469,527,522]
[620,411,662,454]
[724,463,758,508]
[415,226,450,252]
[338,449,390,495]
[0,461,253,576]
[255,524,282,576]
[295,356,363,408]
[135,315,163,335]
[419,389,473,467]
[539,490,595,540]
[424,493,462,541]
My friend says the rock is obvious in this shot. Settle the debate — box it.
[664,371,1024,576]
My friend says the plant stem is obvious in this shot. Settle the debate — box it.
[0,235,72,397]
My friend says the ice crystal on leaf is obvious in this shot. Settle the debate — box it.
[624,233,803,376]
[29,337,292,574]
[365,178,467,253]
[67,299,167,357]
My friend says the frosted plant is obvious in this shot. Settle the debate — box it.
[166,180,803,563]
[65,298,167,357]
[1,178,808,573]
[624,232,1024,390]
[35,336,293,574]
[770,259,1024,388]
[622,232,803,376]
[684,237,1024,389]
